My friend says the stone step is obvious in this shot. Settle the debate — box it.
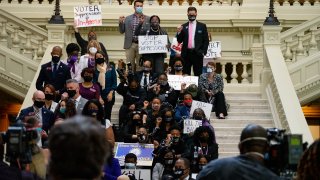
[224,92,262,100]
[216,135,240,143]
[210,112,272,120]
[227,105,270,112]
[227,99,268,106]
[218,152,239,158]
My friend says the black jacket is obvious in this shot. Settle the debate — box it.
[116,82,147,108]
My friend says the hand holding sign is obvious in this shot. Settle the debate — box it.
[74,5,102,28]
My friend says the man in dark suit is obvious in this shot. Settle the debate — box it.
[17,90,55,146]
[174,158,195,180]
[62,79,88,114]
[177,7,209,76]
[36,46,71,95]
[135,59,158,92]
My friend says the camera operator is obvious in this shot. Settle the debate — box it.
[197,124,280,180]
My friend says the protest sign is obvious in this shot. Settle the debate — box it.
[167,75,198,90]
[115,143,154,166]
[171,37,182,55]
[121,169,151,180]
[204,41,221,59]
[190,100,213,119]
[74,5,102,27]
[183,119,202,134]
[138,35,168,54]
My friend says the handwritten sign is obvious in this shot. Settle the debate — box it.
[167,75,198,90]
[115,143,154,166]
[204,41,221,59]
[183,119,202,134]
[74,5,102,27]
[138,35,168,54]
[190,100,213,119]
[121,169,151,180]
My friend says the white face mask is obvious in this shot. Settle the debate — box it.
[207,67,213,73]
[89,47,97,54]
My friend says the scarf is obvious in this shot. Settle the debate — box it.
[96,62,107,90]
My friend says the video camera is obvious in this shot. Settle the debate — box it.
[265,128,304,179]
[1,125,39,166]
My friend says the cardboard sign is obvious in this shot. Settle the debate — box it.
[190,100,213,119]
[183,119,202,134]
[115,143,154,166]
[138,35,168,54]
[167,75,198,90]
[121,169,151,180]
[74,5,102,27]
[204,41,221,59]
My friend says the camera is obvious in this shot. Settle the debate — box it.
[1,125,39,166]
[116,62,135,83]
[265,128,304,179]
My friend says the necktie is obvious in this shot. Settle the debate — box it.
[188,22,193,49]
[144,74,148,88]
[53,63,58,78]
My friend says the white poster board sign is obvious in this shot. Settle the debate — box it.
[167,75,198,90]
[190,100,213,119]
[204,41,221,59]
[138,35,168,54]
[183,119,202,134]
[121,169,151,180]
[74,5,102,27]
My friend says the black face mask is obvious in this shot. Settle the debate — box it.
[83,76,93,82]
[45,93,54,101]
[151,22,159,29]
[143,67,152,73]
[199,136,209,143]
[174,65,183,71]
[34,100,45,108]
[188,15,196,22]
[95,58,105,65]
[67,90,77,98]
[165,117,173,122]
[52,56,60,64]
[164,158,174,166]
[172,136,180,143]
[130,87,138,92]
[194,115,203,120]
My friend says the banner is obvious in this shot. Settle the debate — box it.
[138,35,168,54]
[74,5,102,27]
[171,37,182,55]
[183,119,202,134]
[167,75,198,90]
[204,41,221,59]
[121,169,151,180]
[115,143,154,166]
[190,100,213,119]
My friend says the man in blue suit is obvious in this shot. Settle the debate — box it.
[17,90,55,146]
[36,46,71,95]
[177,7,209,76]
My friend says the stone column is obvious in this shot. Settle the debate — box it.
[251,43,263,85]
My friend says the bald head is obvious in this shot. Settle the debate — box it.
[238,124,268,155]
[33,90,45,101]
[117,175,130,180]
[51,46,62,57]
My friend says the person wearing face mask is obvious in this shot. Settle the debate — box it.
[117,77,147,126]
[148,73,177,107]
[136,59,158,92]
[36,46,71,96]
[152,150,176,180]
[61,43,82,82]
[135,15,170,74]
[43,84,58,112]
[124,153,138,169]
[78,40,102,73]
[194,155,208,174]
[16,90,55,146]
[176,7,209,76]
[73,25,108,56]
[53,99,77,120]
[191,108,216,143]
[170,57,184,75]
[123,111,147,143]
[197,124,280,180]
[82,99,115,145]
[174,93,193,124]
[62,79,88,114]
[79,67,101,100]
[198,62,228,119]
[189,126,218,174]
[119,0,150,72]
[93,51,117,120]
[174,158,195,180]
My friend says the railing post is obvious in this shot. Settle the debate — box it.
[24,31,33,59]
[241,62,249,84]
[308,26,318,55]
[284,40,292,64]
[220,61,227,84]
[230,62,238,84]
[0,20,8,47]
[11,26,21,53]
[251,43,263,85]
[296,33,305,61]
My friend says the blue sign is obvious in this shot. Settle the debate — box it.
[115,143,154,166]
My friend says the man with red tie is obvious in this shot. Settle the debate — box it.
[177,7,209,76]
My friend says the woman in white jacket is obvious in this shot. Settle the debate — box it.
[78,40,101,73]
